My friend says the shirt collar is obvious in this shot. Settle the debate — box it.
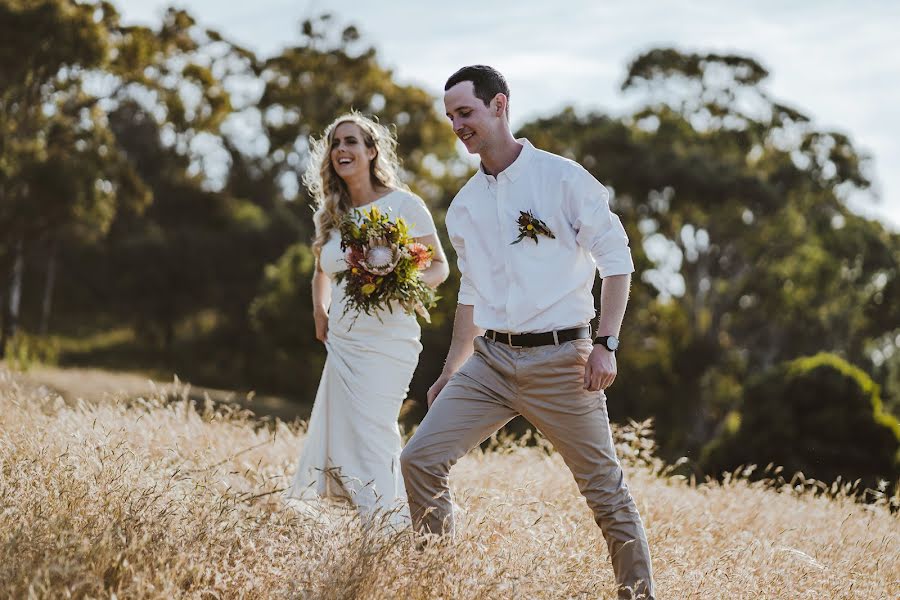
[479,138,534,183]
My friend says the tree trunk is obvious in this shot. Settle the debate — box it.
[0,237,25,358]
[40,238,59,335]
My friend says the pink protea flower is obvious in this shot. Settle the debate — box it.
[360,241,400,275]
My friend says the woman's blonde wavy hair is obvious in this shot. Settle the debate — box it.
[304,112,408,258]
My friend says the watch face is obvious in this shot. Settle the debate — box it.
[606,336,620,351]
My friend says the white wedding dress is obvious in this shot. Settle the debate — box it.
[287,190,436,526]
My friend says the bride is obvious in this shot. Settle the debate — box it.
[286,113,449,525]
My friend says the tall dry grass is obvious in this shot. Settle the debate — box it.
[1,367,898,599]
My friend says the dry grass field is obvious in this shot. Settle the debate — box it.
[1,365,897,599]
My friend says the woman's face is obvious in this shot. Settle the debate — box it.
[330,122,376,182]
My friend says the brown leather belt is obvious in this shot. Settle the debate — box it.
[484,326,591,348]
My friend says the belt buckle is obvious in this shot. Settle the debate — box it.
[506,332,523,349]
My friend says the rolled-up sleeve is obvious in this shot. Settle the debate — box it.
[564,165,634,278]
[446,208,477,305]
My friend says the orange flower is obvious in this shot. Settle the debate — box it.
[406,242,433,270]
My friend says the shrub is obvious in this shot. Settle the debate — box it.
[702,353,900,488]
[248,242,324,399]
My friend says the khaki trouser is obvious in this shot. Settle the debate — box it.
[400,335,655,599]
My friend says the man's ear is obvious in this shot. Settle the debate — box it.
[492,93,507,117]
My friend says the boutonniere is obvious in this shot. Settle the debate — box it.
[511,210,556,245]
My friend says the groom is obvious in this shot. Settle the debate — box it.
[400,65,655,599]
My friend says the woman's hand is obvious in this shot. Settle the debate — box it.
[311,259,331,344]
[314,308,328,343]
[414,233,450,289]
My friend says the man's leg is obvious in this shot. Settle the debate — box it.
[515,340,654,599]
[401,338,517,536]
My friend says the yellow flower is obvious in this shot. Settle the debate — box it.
[351,267,359,274]
[361,283,377,295]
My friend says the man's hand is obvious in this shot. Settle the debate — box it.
[426,304,481,408]
[583,347,617,391]
[427,373,453,407]
[588,273,630,391]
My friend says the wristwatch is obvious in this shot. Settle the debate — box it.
[593,335,619,352]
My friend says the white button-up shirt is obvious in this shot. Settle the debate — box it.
[445,139,634,334]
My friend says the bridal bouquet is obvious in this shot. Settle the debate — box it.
[334,205,436,324]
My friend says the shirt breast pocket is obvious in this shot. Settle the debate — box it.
[510,214,571,310]
[515,212,566,257]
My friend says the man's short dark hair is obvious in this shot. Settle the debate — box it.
[445,65,510,114]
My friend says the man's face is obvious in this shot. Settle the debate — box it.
[444,81,501,155]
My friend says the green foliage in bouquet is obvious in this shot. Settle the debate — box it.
[334,206,437,325]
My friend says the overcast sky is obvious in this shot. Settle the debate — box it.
[116,0,900,230]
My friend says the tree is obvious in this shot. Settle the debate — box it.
[0,2,244,350]
[517,49,900,463]
[0,0,110,352]
[254,14,461,216]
